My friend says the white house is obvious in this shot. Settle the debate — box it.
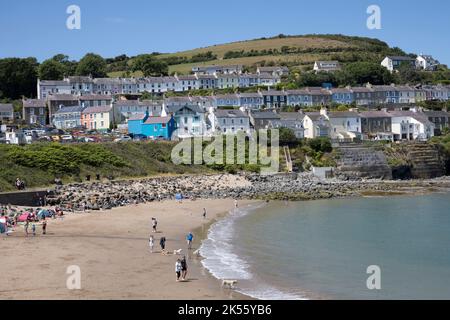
[313,61,341,73]
[165,104,208,138]
[192,65,243,75]
[209,109,251,135]
[302,109,331,139]
[381,56,416,73]
[327,111,362,140]
[416,55,440,71]
[257,66,289,77]
[37,79,72,100]
[389,111,435,141]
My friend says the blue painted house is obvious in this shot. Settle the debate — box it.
[128,112,176,139]
[331,88,354,105]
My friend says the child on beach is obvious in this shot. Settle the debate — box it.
[186,232,194,250]
[31,223,36,237]
[175,259,182,282]
[149,235,154,253]
[152,218,158,233]
[203,208,207,219]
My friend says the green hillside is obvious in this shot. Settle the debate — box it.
[108,34,409,76]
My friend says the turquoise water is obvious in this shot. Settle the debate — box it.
[201,193,450,300]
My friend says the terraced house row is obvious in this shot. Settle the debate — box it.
[37,70,283,99]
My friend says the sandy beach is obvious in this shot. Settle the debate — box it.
[0,199,257,300]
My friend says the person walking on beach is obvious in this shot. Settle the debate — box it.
[152,218,158,233]
[31,223,36,237]
[202,208,207,219]
[175,259,182,282]
[42,219,47,235]
[160,236,166,254]
[24,220,29,237]
[149,235,154,253]
[234,200,238,209]
[186,232,194,250]
[181,256,188,281]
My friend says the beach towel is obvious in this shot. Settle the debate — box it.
[18,213,30,222]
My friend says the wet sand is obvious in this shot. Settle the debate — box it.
[0,199,257,300]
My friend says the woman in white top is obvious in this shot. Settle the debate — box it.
[149,235,154,253]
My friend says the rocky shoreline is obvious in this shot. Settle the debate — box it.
[47,173,450,211]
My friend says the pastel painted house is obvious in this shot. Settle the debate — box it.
[81,106,113,131]
[128,112,176,139]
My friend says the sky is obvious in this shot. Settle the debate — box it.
[0,0,449,64]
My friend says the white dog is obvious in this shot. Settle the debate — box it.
[173,249,183,255]
[193,249,201,257]
[222,280,238,289]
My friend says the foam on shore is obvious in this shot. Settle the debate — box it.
[200,202,307,300]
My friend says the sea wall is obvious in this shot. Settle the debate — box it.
[334,143,447,180]
[334,145,393,180]
[0,190,50,206]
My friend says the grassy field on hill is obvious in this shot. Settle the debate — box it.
[107,34,406,76]
[159,36,354,59]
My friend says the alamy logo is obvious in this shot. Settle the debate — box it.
[171,130,280,175]
[66,5,81,30]
[366,265,381,290]
[367,5,382,30]
[66,265,81,290]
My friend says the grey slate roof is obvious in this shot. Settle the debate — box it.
[0,103,14,112]
[251,111,281,120]
[54,105,85,114]
[23,99,46,108]
[166,104,205,114]
[214,109,248,118]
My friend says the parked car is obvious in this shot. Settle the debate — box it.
[61,135,74,142]
[132,134,147,141]
[114,135,132,142]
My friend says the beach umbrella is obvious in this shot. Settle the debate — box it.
[37,209,53,219]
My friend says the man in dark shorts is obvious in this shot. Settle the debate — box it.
[160,236,166,254]
[42,219,47,235]
[180,256,188,280]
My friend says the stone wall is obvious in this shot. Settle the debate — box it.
[334,145,393,180]
[0,190,50,206]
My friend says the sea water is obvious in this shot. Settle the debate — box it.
[200,193,450,300]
